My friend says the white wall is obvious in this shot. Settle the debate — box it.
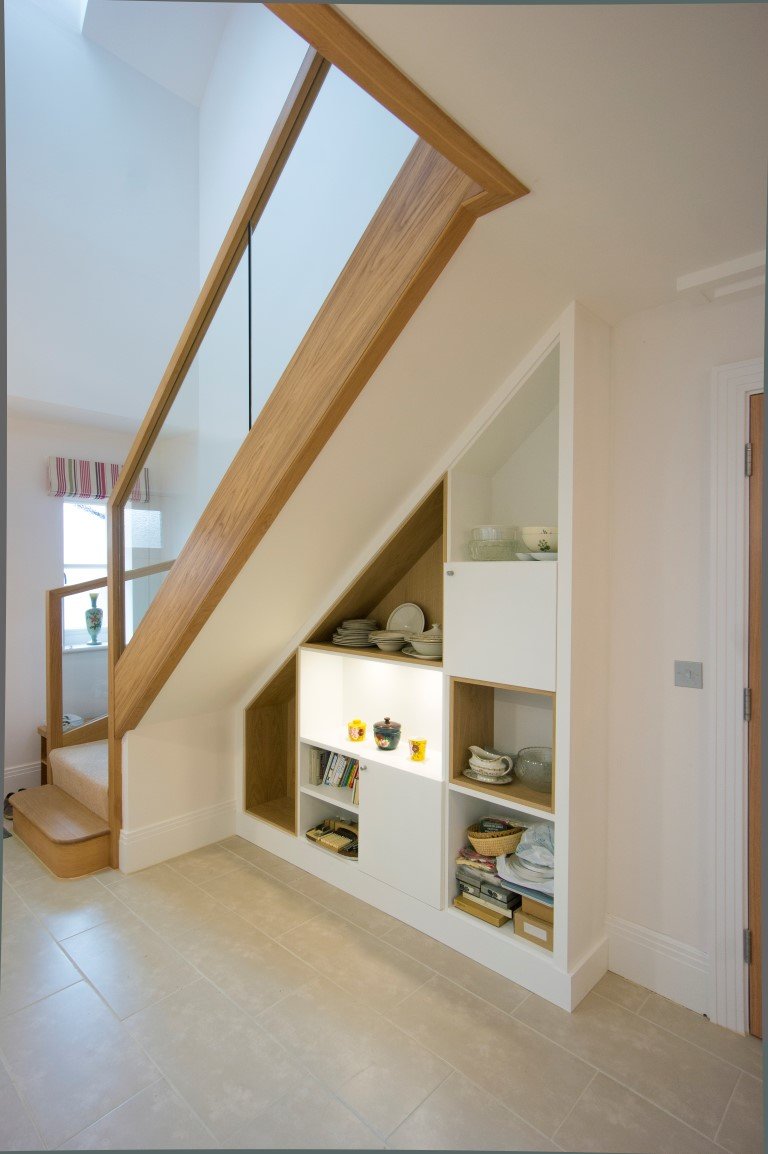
[120,711,236,871]
[4,413,135,777]
[5,0,199,425]
[606,292,765,1009]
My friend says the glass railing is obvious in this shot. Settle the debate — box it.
[118,57,417,646]
[122,246,249,644]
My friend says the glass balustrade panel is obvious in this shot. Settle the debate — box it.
[61,591,109,726]
[249,66,417,420]
[122,245,249,643]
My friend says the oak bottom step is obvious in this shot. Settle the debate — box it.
[10,785,110,878]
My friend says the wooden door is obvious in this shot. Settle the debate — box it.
[748,392,762,1038]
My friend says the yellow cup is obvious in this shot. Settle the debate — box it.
[348,719,366,742]
[409,738,427,761]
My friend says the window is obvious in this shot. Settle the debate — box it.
[62,502,108,646]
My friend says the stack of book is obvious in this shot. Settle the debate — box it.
[309,747,360,804]
[453,860,521,927]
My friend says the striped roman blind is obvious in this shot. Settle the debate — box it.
[47,457,150,503]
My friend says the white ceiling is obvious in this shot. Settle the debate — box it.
[82,0,234,106]
[338,2,768,324]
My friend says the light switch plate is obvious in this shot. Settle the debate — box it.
[675,660,703,689]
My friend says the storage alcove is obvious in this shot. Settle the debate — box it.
[450,677,555,814]
[239,304,611,1010]
[304,479,445,662]
[244,654,297,834]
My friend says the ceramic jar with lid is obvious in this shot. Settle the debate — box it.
[373,717,402,750]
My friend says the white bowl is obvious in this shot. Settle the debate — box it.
[411,640,444,656]
[520,526,558,552]
[375,640,406,652]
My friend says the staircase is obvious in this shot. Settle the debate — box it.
[9,6,528,878]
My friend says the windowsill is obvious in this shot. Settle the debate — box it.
[63,642,108,653]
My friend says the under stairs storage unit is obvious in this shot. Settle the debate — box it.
[237,302,610,1011]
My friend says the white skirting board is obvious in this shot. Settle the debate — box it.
[119,799,237,873]
[606,914,709,1014]
[236,810,606,1011]
[3,763,42,793]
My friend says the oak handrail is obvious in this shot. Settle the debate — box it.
[48,560,176,602]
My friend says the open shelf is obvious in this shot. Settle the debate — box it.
[448,343,559,563]
[244,654,297,835]
[305,480,444,647]
[450,677,555,814]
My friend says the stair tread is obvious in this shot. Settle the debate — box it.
[10,785,109,844]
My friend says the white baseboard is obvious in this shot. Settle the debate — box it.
[3,763,42,793]
[119,799,237,873]
[606,914,709,1013]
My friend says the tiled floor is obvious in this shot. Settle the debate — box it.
[0,833,763,1151]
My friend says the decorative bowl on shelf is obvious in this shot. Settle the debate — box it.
[520,526,558,553]
[514,746,553,793]
[467,816,525,856]
[468,540,516,561]
[373,717,402,750]
[470,525,517,542]
[410,624,443,657]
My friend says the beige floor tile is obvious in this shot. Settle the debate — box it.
[61,915,199,1018]
[555,1072,723,1153]
[0,982,157,1147]
[387,1070,558,1151]
[717,1072,764,1154]
[124,978,301,1141]
[60,1078,217,1149]
[382,921,530,1014]
[2,882,29,924]
[11,872,130,941]
[280,911,432,1012]
[104,863,229,943]
[296,874,402,936]
[172,907,317,1017]
[1,838,50,885]
[593,971,650,1014]
[0,912,81,1017]
[165,844,246,885]
[217,837,309,887]
[515,991,740,1138]
[0,1075,45,1150]
[638,993,763,1079]
[200,864,322,939]
[222,1077,385,1149]
[385,975,592,1136]
[259,977,451,1136]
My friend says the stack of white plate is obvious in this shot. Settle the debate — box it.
[332,619,378,647]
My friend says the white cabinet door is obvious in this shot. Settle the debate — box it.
[358,762,443,909]
[443,562,557,689]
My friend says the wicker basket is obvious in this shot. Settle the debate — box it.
[467,817,525,856]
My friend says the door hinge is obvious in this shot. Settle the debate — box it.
[744,928,752,965]
[744,687,752,722]
[745,442,753,477]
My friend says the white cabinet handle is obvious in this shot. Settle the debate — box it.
[359,763,367,771]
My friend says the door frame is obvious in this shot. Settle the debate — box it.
[709,357,763,1032]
